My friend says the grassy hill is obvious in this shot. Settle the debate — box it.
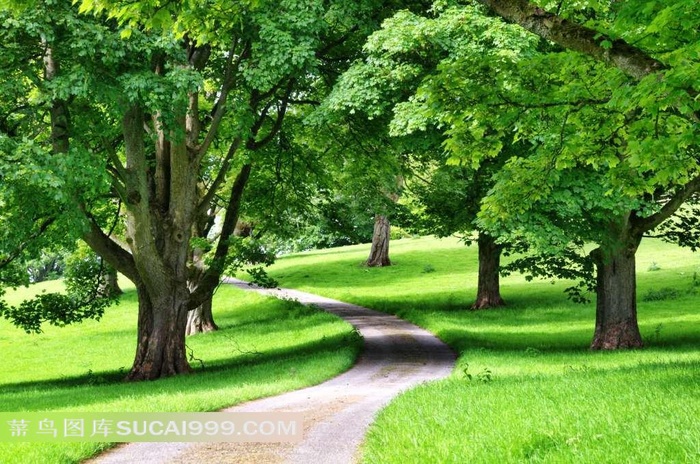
[0,281,360,464]
[2,235,698,463]
[263,235,700,463]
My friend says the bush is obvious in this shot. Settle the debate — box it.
[642,287,681,302]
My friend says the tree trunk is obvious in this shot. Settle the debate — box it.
[186,295,217,336]
[472,233,505,309]
[185,204,219,336]
[99,266,122,297]
[366,214,391,267]
[121,105,195,380]
[590,237,643,350]
[127,284,192,381]
[186,252,218,336]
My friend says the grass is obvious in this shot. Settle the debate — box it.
[263,235,700,463]
[0,281,361,464]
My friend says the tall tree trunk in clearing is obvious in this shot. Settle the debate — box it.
[590,232,643,350]
[472,233,505,309]
[366,214,391,267]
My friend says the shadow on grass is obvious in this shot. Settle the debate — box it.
[0,329,360,412]
[437,326,700,355]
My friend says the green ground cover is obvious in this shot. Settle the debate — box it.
[0,281,360,464]
[265,236,700,463]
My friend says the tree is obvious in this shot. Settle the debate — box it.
[321,125,405,268]
[367,214,392,266]
[284,92,410,261]
[367,185,402,267]
[0,0,323,379]
[1,0,430,379]
[324,6,535,307]
[25,251,66,283]
[401,156,506,308]
[467,0,700,348]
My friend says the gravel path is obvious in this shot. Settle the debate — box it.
[87,278,456,464]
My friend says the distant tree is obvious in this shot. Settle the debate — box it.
[26,252,66,283]
[323,6,531,307]
[409,161,506,308]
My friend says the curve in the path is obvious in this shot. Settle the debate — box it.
[87,278,456,464]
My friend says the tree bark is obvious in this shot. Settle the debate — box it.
[186,295,217,336]
[121,105,196,380]
[99,266,122,297]
[472,233,505,309]
[127,283,192,381]
[476,0,665,81]
[590,228,643,350]
[186,244,218,336]
[366,215,391,267]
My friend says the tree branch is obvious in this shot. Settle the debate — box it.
[247,79,295,150]
[189,163,252,309]
[80,212,138,283]
[195,39,248,165]
[632,175,700,234]
[0,216,56,270]
[195,136,243,219]
[476,0,665,81]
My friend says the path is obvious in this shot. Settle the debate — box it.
[88,278,456,464]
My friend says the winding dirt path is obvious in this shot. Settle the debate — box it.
[88,278,456,464]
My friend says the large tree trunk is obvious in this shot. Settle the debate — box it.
[472,233,505,309]
[366,214,391,267]
[590,233,643,350]
[127,284,192,381]
[121,105,196,380]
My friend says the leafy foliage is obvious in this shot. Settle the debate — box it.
[0,250,117,333]
[502,243,596,304]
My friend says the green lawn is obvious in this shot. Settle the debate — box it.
[264,236,700,463]
[0,281,360,464]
